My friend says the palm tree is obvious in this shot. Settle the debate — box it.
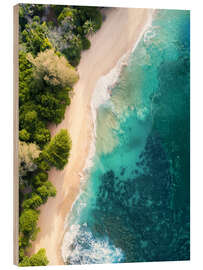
[83,19,96,35]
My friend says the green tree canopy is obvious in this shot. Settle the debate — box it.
[34,127,51,148]
[36,181,56,203]
[19,248,49,266]
[22,193,43,209]
[57,7,76,24]
[31,171,48,188]
[19,129,30,142]
[19,209,39,235]
[41,129,72,170]
[21,18,52,56]
[19,51,33,105]
[27,49,79,88]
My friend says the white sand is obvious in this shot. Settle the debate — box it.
[29,7,153,265]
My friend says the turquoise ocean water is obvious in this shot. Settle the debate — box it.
[62,9,190,264]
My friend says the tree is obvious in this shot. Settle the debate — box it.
[19,233,30,251]
[36,181,56,203]
[19,51,33,105]
[36,94,66,124]
[62,35,82,67]
[57,7,76,24]
[22,193,43,209]
[19,4,45,31]
[74,6,102,32]
[21,18,52,56]
[19,248,49,266]
[82,37,91,50]
[83,19,96,35]
[31,171,48,188]
[37,158,51,172]
[19,129,30,142]
[25,111,38,128]
[19,209,39,235]
[19,141,41,178]
[41,129,71,169]
[34,128,51,148]
[27,49,79,88]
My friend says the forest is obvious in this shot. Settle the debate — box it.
[18,4,103,266]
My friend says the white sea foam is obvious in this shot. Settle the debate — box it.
[63,51,131,229]
[61,51,131,264]
[62,224,124,264]
[84,51,131,172]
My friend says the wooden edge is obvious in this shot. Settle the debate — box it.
[13,4,19,266]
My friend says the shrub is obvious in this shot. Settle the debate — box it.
[82,37,91,50]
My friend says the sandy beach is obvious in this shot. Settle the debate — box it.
[29,7,153,265]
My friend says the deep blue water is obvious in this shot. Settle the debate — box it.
[62,9,190,264]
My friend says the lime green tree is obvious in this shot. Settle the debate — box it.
[41,129,71,170]
[36,181,56,203]
[22,193,43,209]
[34,128,51,148]
[19,209,39,235]
[19,129,30,142]
[19,248,49,266]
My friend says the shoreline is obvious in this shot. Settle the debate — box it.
[82,7,155,185]
[29,7,154,265]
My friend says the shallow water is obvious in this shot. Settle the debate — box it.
[62,9,190,264]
